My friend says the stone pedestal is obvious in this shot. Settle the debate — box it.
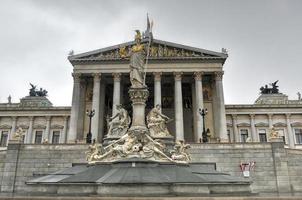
[128,87,149,137]
[270,137,284,143]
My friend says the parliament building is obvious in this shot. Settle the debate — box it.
[0,36,302,150]
[1,23,302,196]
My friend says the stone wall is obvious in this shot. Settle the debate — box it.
[0,142,302,196]
[0,144,87,195]
[287,149,302,194]
[0,150,6,187]
[190,143,278,194]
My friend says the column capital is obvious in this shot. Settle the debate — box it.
[28,116,34,121]
[249,114,255,119]
[112,73,121,81]
[231,114,237,119]
[72,73,81,82]
[153,72,162,81]
[173,72,183,81]
[194,71,204,81]
[214,71,224,81]
[92,73,101,82]
[286,113,291,119]
[11,116,17,121]
[63,116,69,121]
[268,113,273,118]
[45,116,51,121]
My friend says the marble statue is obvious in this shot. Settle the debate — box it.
[107,105,131,137]
[13,127,25,141]
[171,140,191,162]
[147,104,172,137]
[129,30,146,88]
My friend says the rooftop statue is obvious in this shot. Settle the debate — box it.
[260,80,280,94]
[29,83,48,97]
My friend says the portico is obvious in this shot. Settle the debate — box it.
[67,39,228,143]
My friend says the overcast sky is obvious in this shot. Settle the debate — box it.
[0,0,301,106]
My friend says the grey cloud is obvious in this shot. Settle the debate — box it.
[0,0,301,105]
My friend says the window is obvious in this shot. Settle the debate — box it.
[227,129,231,142]
[240,129,248,143]
[34,131,43,144]
[295,129,302,144]
[276,129,286,144]
[52,131,60,144]
[0,131,8,147]
[258,129,267,143]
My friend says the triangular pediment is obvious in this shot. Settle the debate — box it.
[68,39,227,64]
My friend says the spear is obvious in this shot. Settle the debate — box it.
[143,16,153,85]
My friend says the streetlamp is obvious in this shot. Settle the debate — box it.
[86,109,95,144]
[199,108,208,143]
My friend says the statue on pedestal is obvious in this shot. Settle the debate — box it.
[12,127,25,142]
[269,127,279,139]
[147,104,172,137]
[107,105,131,137]
[130,30,147,88]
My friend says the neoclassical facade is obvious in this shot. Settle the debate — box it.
[1,38,302,149]
[226,94,302,149]
[67,39,229,143]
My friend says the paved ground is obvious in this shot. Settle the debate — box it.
[1,197,302,200]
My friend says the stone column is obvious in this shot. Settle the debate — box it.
[10,117,17,140]
[61,116,68,143]
[98,82,106,142]
[192,83,197,141]
[250,114,257,142]
[194,72,204,142]
[91,73,101,141]
[174,72,184,141]
[214,71,228,142]
[44,116,51,142]
[286,114,295,148]
[153,72,162,107]
[68,73,81,143]
[26,116,34,144]
[231,114,239,142]
[112,73,121,116]
[268,114,273,128]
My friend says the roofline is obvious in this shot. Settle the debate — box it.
[68,38,228,63]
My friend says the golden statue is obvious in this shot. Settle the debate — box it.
[269,127,279,139]
[119,46,127,58]
[129,30,146,88]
